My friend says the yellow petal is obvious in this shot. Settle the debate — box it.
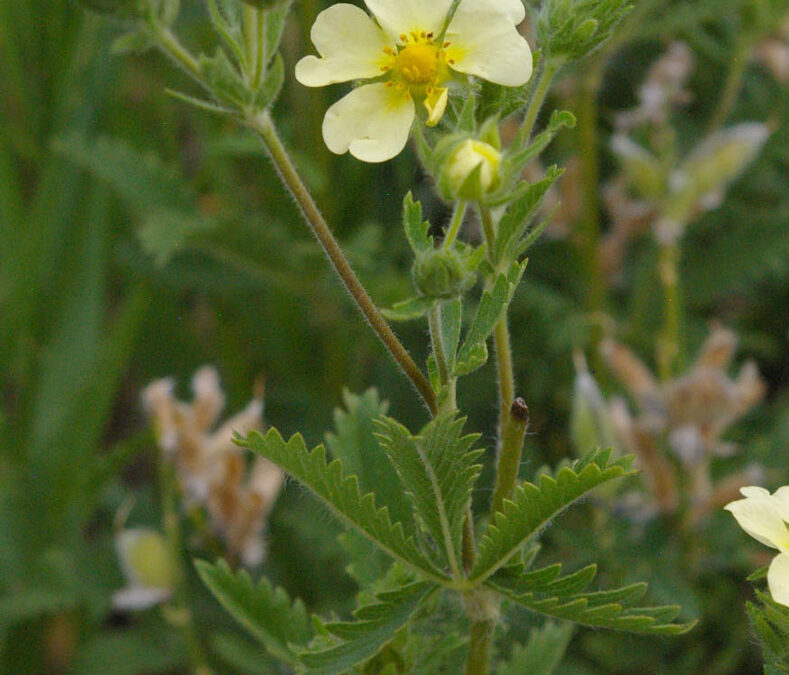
[322,83,415,162]
[446,0,533,87]
[295,4,393,87]
[768,553,789,607]
[364,0,452,41]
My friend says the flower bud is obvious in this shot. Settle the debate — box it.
[412,247,478,299]
[442,139,501,201]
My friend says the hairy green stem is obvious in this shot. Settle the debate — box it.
[247,111,437,414]
[154,27,204,83]
[516,59,560,146]
[442,200,467,249]
[489,398,529,516]
[479,207,527,515]
[466,619,495,675]
[429,304,451,389]
[657,242,680,381]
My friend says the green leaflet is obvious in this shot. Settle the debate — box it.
[374,415,483,576]
[495,622,574,675]
[455,261,526,376]
[325,389,412,527]
[240,429,448,584]
[299,581,435,674]
[486,561,695,635]
[381,295,436,322]
[195,559,312,665]
[471,449,634,581]
[402,192,433,254]
[493,167,563,266]
[747,590,789,672]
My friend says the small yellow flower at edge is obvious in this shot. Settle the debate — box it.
[295,0,533,163]
[725,485,789,607]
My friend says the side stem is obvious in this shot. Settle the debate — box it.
[247,111,437,414]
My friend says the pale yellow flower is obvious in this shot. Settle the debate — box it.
[725,485,789,607]
[295,0,532,162]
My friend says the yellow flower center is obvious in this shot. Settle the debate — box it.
[396,43,438,84]
[381,32,453,126]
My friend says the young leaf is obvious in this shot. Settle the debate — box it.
[438,297,462,373]
[471,449,635,581]
[454,261,526,376]
[253,52,284,109]
[374,415,483,576]
[195,559,312,665]
[299,581,435,674]
[402,193,433,254]
[240,429,448,584]
[493,167,563,265]
[381,295,436,322]
[495,621,574,675]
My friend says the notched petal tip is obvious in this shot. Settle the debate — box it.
[322,83,415,163]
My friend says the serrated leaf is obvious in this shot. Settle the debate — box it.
[493,168,563,265]
[240,429,447,583]
[253,52,284,109]
[299,581,435,674]
[488,562,694,635]
[264,3,291,62]
[438,298,462,372]
[747,590,789,671]
[374,415,483,576]
[200,47,248,108]
[325,389,411,527]
[402,193,432,254]
[207,0,246,67]
[196,559,312,664]
[381,295,435,322]
[510,110,576,168]
[495,621,574,675]
[454,261,526,376]
[471,449,635,581]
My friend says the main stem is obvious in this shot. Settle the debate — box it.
[248,111,437,415]
[479,208,526,516]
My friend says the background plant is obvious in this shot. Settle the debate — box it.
[0,0,786,673]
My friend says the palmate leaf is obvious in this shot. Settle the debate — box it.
[299,581,435,674]
[487,562,695,636]
[375,415,483,576]
[195,559,312,665]
[470,449,634,581]
[240,429,448,584]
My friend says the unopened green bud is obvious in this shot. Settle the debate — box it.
[412,247,478,299]
[443,140,501,201]
[610,134,666,200]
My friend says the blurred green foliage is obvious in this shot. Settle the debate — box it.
[0,0,786,672]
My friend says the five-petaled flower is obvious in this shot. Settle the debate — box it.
[295,0,533,162]
[725,485,789,607]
